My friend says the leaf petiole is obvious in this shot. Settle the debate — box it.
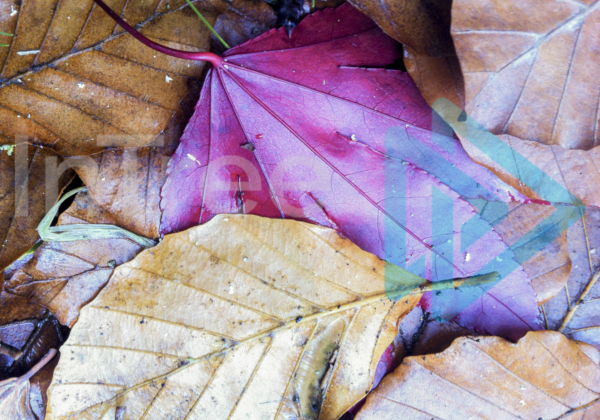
[184,0,230,50]
[92,0,223,66]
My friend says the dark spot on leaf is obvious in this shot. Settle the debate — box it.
[241,142,256,151]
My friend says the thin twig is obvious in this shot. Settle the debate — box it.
[558,269,600,332]
[540,304,549,330]
[564,284,572,310]
[184,0,230,49]
[559,211,599,332]
[568,325,600,333]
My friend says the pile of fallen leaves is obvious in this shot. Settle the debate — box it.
[1,0,599,418]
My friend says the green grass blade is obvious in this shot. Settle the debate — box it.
[0,31,13,37]
[37,186,156,248]
[184,0,230,49]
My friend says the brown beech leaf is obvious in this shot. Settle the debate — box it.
[67,80,200,238]
[541,206,600,350]
[0,0,274,156]
[0,287,46,329]
[476,200,571,304]
[44,214,483,420]
[403,47,464,108]
[0,349,57,420]
[356,331,600,419]
[456,133,600,209]
[0,143,73,271]
[345,0,453,57]
[6,190,144,327]
[451,0,600,150]
[339,0,464,108]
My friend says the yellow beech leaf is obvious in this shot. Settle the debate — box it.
[46,215,490,420]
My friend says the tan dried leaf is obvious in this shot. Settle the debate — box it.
[46,215,435,420]
[451,0,600,149]
[6,190,144,327]
[356,331,600,419]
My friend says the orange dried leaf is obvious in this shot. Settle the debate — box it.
[0,0,272,155]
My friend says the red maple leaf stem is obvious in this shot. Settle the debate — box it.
[92,0,224,67]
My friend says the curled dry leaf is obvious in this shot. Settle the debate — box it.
[451,0,600,150]
[356,331,600,420]
[0,143,73,271]
[6,190,144,327]
[0,311,65,380]
[45,214,475,420]
[0,349,57,420]
[0,278,64,416]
